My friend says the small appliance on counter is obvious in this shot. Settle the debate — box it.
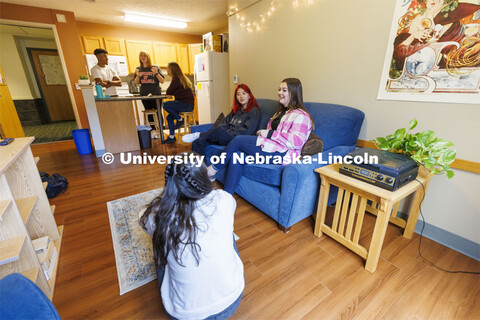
[339,148,419,191]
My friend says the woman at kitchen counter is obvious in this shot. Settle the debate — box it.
[133,51,165,111]
[162,62,195,144]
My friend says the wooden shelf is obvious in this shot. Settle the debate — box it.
[21,267,39,283]
[0,199,11,221]
[0,138,62,300]
[16,196,38,223]
[0,236,26,265]
[47,225,63,300]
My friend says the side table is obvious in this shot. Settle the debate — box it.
[314,164,432,272]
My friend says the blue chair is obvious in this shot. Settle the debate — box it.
[0,273,61,320]
[192,99,365,232]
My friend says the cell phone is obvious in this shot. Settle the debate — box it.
[0,138,14,146]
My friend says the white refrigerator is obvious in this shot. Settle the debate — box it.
[195,51,230,124]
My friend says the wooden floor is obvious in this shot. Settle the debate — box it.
[32,140,480,320]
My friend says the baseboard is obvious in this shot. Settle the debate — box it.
[398,212,480,261]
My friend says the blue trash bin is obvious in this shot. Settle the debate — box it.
[72,129,93,155]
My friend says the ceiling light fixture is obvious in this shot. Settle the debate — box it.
[124,13,187,29]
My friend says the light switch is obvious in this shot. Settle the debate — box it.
[233,75,238,84]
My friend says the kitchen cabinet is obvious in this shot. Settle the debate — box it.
[177,44,190,74]
[82,35,104,54]
[152,42,177,68]
[188,44,202,75]
[104,37,126,56]
[125,40,154,74]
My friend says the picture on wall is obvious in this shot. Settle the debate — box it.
[377,0,480,104]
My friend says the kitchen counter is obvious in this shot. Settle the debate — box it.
[78,83,167,156]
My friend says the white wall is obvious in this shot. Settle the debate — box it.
[0,34,32,99]
[0,33,56,100]
[228,0,480,244]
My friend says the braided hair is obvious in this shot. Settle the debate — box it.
[140,152,213,268]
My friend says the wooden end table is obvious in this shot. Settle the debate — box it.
[314,164,432,272]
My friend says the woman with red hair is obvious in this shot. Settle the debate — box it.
[183,84,261,155]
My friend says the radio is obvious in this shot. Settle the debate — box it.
[339,148,419,191]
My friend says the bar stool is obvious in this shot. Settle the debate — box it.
[176,111,196,144]
[143,109,160,138]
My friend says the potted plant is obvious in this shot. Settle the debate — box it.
[371,119,456,179]
[78,75,90,85]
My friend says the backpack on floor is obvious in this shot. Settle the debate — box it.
[39,172,69,199]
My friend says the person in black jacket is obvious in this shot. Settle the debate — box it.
[182,84,261,155]
[162,62,195,144]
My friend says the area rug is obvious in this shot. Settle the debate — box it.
[107,188,162,295]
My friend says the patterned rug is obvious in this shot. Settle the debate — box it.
[107,188,162,295]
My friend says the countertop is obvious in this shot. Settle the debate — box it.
[94,95,167,102]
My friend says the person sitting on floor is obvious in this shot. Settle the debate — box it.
[162,62,195,144]
[182,83,261,155]
[207,78,314,195]
[139,154,244,319]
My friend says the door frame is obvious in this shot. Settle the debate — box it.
[0,18,81,128]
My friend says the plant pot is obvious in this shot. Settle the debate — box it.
[78,79,91,85]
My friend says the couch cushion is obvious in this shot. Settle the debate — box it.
[305,102,365,151]
[242,164,285,187]
[256,99,278,130]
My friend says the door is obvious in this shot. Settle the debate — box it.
[82,35,104,54]
[196,81,213,124]
[0,66,25,138]
[152,42,177,68]
[176,44,189,74]
[29,49,75,122]
[104,37,126,56]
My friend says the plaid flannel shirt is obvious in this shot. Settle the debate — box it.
[256,108,312,161]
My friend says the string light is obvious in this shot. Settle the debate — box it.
[227,0,314,32]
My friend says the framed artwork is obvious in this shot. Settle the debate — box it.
[377,0,480,104]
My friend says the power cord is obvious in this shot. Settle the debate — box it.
[415,178,480,275]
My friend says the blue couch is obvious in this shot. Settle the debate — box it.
[191,99,365,232]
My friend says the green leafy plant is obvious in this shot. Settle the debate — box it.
[79,75,89,80]
[371,119,456,179]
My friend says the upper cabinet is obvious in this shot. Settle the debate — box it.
[82,36,104,54]
[104,37,126,56]
[152,42,177,68]
[81,34,202,75]
[125,40,154,74]
[176,44,190,75]
[188,44,202,75]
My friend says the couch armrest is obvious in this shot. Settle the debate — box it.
[278,145,356,228]
[191,123,213,133]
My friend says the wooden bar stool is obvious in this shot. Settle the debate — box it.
[143,109,160,137]
[176,111,196,144]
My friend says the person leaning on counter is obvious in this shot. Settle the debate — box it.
[133,50,165,110]
[91,48,122,96]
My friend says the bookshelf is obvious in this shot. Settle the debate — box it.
[0,137,63,300]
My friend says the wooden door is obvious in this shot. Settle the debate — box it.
[177,44,190,74]
[152,42,177,68]
[125,40,154,74]
[82,35,104,54]
[104,37,126,56]
[188,44,202,75]
[0,66,25,138]
[29,49,75,122]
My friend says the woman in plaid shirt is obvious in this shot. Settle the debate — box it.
[207,78,313,194]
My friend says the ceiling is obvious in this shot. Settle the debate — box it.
[7,0,229,35]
